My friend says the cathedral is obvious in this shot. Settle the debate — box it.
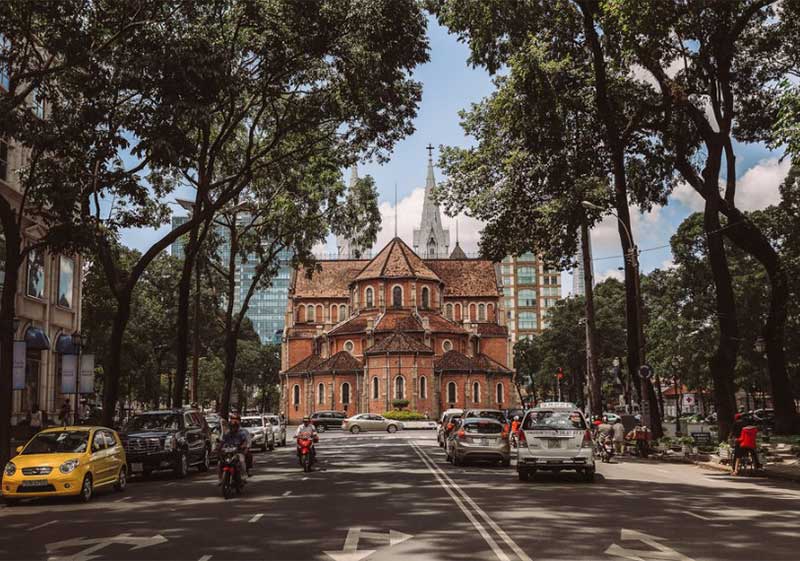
[280,152,515,423]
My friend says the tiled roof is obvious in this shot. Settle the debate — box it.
[425,259,499,297]
[284,354,324,374]
[472,353,512,373]
[365,331,433,354]
[312,351,362,373]
[328,314,370,335]
[477,323,508,337]
[419,311,467,334]
[376,310,423,332]
[355,238,441,282]
[434,350,474,371]
[293,260,366,298]
[449,243,468,259]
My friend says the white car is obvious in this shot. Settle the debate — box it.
[516,402,595,482]
[241,416,274,451]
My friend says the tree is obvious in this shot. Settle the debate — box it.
[31,0,430,426]
[513,338,542,404]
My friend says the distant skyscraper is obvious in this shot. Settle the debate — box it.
[413,145,450,258]
[572,234,593,296]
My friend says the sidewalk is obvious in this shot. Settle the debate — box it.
[694,457,800,483]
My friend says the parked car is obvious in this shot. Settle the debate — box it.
[602,412,621,424]
[265,414,287,446]
[516,402,595,482]
[310,410,347,432]
[343,413,402,433]
[437,408,464,447]
[445,417,510,467]
[3,426,127,505]
[205,415,229,462]
[121,409,211,478]
[463,408,508,425]
[241,415,274,452]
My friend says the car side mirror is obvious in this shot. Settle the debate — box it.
[15,445,23,454]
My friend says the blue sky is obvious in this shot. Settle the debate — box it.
[124,15,789,293]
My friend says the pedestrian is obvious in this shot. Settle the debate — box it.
[78,399,89,425]
[612,419,625,455]
[29,404,43,438]
[59,399,71,427]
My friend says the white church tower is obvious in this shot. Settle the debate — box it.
[413,145,450,258]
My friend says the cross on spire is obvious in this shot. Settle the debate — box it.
[426,143,434,160]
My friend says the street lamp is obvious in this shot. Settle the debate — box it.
[754,337,766,412]
[71,331,83,425]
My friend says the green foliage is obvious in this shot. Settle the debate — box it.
[383,410,426,421]
[391,399,410,410]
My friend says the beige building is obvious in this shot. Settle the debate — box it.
[500,254,562,343]
[1,92,83,426]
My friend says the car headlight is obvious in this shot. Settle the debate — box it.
[59,459,80,474]
[4,462,16,476]
[164,435,177,451]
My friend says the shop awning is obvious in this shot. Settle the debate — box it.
[25,326,51,351]
[55,333,79,354]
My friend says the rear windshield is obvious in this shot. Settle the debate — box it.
[267,417,279,426]
[23,431,89,454]
[464,421,503,434]
[524,411,586,431]
[125,414,179,432]
[466,410,506,423]
[241,418,262,428]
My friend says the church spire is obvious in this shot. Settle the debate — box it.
[338,165,365,259]
[413,144,450,258]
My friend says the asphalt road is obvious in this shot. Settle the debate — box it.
[3,430,800,561]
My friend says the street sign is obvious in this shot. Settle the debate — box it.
[79,354,95,394]
[691,432,712,445]
[12,341,26,390]
[61,354,78,394]
[638,365,653,380]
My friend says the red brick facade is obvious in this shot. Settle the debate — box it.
[280,238,516,424]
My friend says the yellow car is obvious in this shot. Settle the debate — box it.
[2,426,127,505]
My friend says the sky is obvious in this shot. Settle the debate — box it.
[123,16,790,296]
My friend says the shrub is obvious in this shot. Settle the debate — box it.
[383,410,426,421]
[391,399,410,410]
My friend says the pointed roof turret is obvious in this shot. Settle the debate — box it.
[355,237,441,282]
[413,146,450,258]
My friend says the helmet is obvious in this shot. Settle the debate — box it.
[303,415,311,422]
[513,416,520,421]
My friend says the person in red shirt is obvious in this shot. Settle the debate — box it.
[733,422,761,475]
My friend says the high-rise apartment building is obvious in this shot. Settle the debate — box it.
[500,254,562,343]
[571,234,593,296]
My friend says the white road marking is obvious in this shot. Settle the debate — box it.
[686,511,711,521]
[413,448,507,561]
[29,519,58,531]
[302,477,309,481]
[606,528,695,561]
[164,482,176,487]
[282,491,292,496]
[115,496,132,503]
[618,489,633,496]
[249,514,264,523]
[198,555,212,561]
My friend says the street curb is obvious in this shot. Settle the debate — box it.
[694,460,800,483]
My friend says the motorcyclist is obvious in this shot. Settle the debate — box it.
[295,415,319,463]
[218,413,249,483]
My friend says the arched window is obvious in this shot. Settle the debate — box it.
[372,377,380,400]
[394,376,405,400]
[496,383,504,404]
[442,339,453,352]
[487,303,494,320]
[455,303,462,321]
[306,305,315,322]
[421,287,430,309]
[318,383,325,405]
[445,303,453,320]
[340,304,347,319]
[331,305,338,323]
[473,382,480,404]
[478,303,486,321]
[469,303,476,320]
[447,381,457,404]
[420,376,427,399]
[392,286,403,307]
[365,286,374,307]
[341,382,351,405]
[292,384,300,406]
[344,340,354,354]
[317,305,323,322]
[297,305,305,322]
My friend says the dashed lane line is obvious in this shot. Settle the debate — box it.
[28,520,58,531]
[282,491,292,496]
[686,511,712,521]
[115,496,132,502]
[198,555,212,561]
[249,514,264,523]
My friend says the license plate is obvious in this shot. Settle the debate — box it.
[476,439,488,446]
[22,479,49,487]
[131,462,144,473]
[547,440,561,449]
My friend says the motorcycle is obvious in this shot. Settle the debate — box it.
[296,435,318,472]
[220,445,244,499]
[598,436,614,463]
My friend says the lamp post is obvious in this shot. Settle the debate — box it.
[672,357,681,436]
[71,331,82,425]
[754,337,766,412]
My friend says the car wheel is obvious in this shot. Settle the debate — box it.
[176,451,189,479]
[518,470,529,482]
[114,466,127,492]
[582,468,595,483]
[387,425,397,434]
[79,474,93,503]
[198,448,210,472]
[317,424,326,433]
[350,426,361,434]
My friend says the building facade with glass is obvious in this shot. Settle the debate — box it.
[500,253,562,344]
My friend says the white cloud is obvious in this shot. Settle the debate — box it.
[597,268,625,283]
[734,157,790,211]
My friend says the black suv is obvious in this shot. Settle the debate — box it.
[310,410,347,432]
[121,409,211,478]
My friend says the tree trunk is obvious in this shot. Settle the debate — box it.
[191,260,202,404]
[0,206,21,467]
[718,207,798,433]
[220,327,238,418]
[581,220,602,416]
[102,296,132,428]
[173,221,199,408]
[703,186,739,442]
